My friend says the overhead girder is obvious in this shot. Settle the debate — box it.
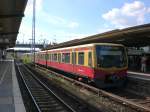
[0,13,24,18]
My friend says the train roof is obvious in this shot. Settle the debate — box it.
[45,43,124,52]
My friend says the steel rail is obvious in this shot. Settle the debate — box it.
[23,65,77,112]
[17,65,41,112]
[17,64,76,112]
[35,64,150,112]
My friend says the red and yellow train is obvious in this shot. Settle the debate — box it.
[32,43,128,88]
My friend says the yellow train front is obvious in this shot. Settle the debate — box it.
[35,43,128,88]
[92,43,128,88]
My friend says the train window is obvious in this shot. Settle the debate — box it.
[58,53,61,62]
[62,53,70,63]
[43,54,44,60]
[78,52,84,65]
[62,53,65,62]
[72,52,76,64]
[51,54,54,61]
[65,53,70,63]
[49,54,51,61]
[45,54,48,60]
[43,54,45,60]
[42,54,44,59]
[88,52,92,67]
[50,54,51,61]
[41,54,43,59]
[52,54,54,61]
[51,54,53,61]
[47,53,49,60]
[54,53,57,61]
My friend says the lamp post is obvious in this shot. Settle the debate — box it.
[29,38,32,53]
[32,0,36,65]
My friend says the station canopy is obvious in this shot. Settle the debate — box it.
[0,0,27,49]
[48,23,150,49]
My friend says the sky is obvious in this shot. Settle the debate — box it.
[17,0,150,44]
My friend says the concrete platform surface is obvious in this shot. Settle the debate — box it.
[128,71,150,80]
[0,60,26,112]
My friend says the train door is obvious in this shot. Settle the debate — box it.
[88,51,92,67]
[45,52,48,67]
[58,53,61,63]
[72,51,76,73]
[58,53,61,69]
[37,53,40,63]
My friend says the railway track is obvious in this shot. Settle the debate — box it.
[16,63,76,112]
[31,64,150,112]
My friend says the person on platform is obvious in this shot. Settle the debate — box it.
[141,54,147,72]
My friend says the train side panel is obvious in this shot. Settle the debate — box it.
[46,46,95,79]
[35,43,128,87]
[37,51,47,66]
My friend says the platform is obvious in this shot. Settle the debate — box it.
[128,71,150,80]
[0,60,26,112]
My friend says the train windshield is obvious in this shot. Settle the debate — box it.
[96,45,127,68]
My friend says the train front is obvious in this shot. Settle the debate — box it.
[94,44,128,88]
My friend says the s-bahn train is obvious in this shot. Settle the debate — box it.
[29,43,128,88]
